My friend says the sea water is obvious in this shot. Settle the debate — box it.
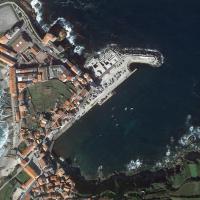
[35,0,200,178]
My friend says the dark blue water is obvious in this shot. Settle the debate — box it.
[42,0,200,178]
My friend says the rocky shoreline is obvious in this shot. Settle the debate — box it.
[0,1,199,199]
[53,149,200,198]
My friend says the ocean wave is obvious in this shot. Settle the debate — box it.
[30,0,43,23]
[166,147,171,157]
[0,122,9,157]
[178,124,200,146]
[0,89,9,157]
[126,159,142,171]
[48,17,85,55]
[30,0,85,55]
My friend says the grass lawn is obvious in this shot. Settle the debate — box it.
[0,182,14,200]
[0,180,19,200]
[169,161,200,189]
[28,79,75,113]
[16,171,30,184]
[171,181,200,196]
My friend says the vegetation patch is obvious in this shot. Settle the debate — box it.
[27,79,75,113]
[16,170,31,184]
[169,161,200,189]
[0,180,19,200]
[100,190,116,198]
[173,181,200,196]
[188,163,198,178]
[18,142,27,153]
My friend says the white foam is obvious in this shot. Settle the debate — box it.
[30,1,85,55]
[179,134,190,146]
[126,159,142,171]
[74,45,85,55]
[166,148,171,156]
[155,161,162,168]
[0,121,9,157]
[31,0,43,23]
[0,89,9,157]
[185,114,192,126]
[178,123,200,146]
[45,17,85,55]
[189,126,194,132]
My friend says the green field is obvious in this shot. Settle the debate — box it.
[0,180,19,200]
[16,171,31,184]
[27,79,75,113]
[171,181,200,196]
[169,161,200,189]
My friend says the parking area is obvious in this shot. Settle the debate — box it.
[0,5,19,33]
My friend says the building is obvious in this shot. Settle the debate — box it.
[9,65,17,97]
[20,160,40,180]
[38,156,48,170]
[42,33,57,45]
[11,32,32,53]
[0,53,16,66]
[83,73,93,83]
[15,111,20,123]
[0,44,17,57]
[16,67,38,74]
[27,44,49,64]
[86,49,119,78]
[66,60,82,75]
[19,143,35,159]
[0,35,9,44]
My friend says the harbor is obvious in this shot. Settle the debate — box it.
[52,47,163,140]
[1,0,200,198]
[0,0,165,198]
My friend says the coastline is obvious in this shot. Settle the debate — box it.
[53,149,200,198]
[52,47,164,141]
[0,0,200,199]
[0,67,19,177]
[0,67,11,156]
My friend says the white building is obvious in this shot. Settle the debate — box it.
[86,49,120,78]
